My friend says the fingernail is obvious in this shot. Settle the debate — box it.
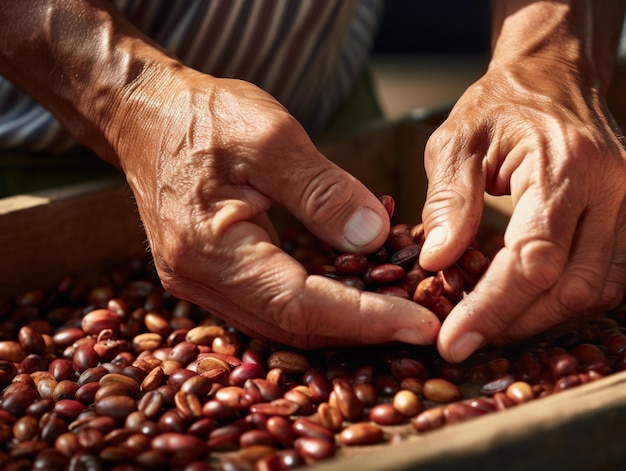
[344,207,384,249]
[421,226,448,254]
[449,332,484,362]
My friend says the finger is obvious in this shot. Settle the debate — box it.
[246,129,390,255]
[437,186,579,363]
[419,123,487,272]
[160,219,440,349]
[494,196,626,343]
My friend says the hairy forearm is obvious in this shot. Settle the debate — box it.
[0,0,180,164]
[490,0,626,94]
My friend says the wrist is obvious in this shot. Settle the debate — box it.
[489,0,626,96]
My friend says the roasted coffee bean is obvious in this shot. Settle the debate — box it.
[390,244,420,267]
[334,253,368,275]
[292,418,334,443]
[367,264,406,285]
[412,407,446,433]
[339,422,384,446]
[393,389,422,417]
[294,437,335,461]
[422,378,461,404]
[266,351,310,374]
[81,309,121,336]
[369,403,405,426]
[94,396,137,422]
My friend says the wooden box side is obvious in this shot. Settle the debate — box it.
[0,178,146,298]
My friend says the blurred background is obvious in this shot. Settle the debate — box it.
[370,0,490,119]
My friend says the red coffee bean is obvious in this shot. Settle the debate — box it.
[334,253,368,276]
[369,403,405,426]
[368,264,406,285]
[339,422,384,446]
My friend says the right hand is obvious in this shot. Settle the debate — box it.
[107,66,441,349]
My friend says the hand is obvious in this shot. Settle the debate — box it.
[111,67,441,349]
[420,56,626,362]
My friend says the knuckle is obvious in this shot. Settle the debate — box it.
[299,167,358,225]
[599,282,624,311]
[556,271,603,313]
[516,240,566,293]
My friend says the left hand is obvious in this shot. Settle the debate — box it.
[419,56,626,363]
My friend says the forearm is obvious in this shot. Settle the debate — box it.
[490,0,626,95]
[0,0,181,165]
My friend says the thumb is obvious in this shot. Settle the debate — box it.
[266,152,390,254]
[419,127,486,272]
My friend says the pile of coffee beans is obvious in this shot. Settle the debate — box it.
[0,196,625,470]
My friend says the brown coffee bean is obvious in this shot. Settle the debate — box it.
[399,377,423,396]
[390,244,420,268]
[55,432,80,458]
[294,437,335,461]
[265,368,287,390]
[440,265,465,300]
[17,326,46,355]
[314,402,344,433]
[368,264,406,285]
[239,429,276,448]
[81,309,121,336]
[457,247,490,285]
[40,414,68,443]
[506,381,534,404]
[201,400,239,422]
[265,415,295,448]
[13,416,39,441]
[390,357,429,382]
[140,366,165,392]
[352,383,378,407]
[412,406,446,433]
[185,325,225,346]
[137,390,164,419]
[229,362,265,387]
[386,224,415,252]
[339,422,385,446]
[283,388,314,416]
[144,312,171,336]
[379,194,395,218]
[250,398,299,417]
[94,395,137,422]
[243,379,282,405]
[413,275,443,307]
[333,253,368,276]
[292,417,334,443]
[52,327,85,350]
[332,381,364,422]
[53,399,86,420]
[100,373,140,391]
[266,351,310,374]
[132,333,162,353]
[444,402,491,424]
[208,423,247,451]
[78,366,109,386]
[174,390,203,419]
[422,378,461,403]
[0,341,26,363]
[393,389,422,417]
[369,403,405,426]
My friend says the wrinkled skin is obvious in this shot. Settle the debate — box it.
[115,69,441,349]
[0,0,441,350]
[420,1,626,362]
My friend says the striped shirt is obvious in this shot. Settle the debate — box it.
[0,0,383,153]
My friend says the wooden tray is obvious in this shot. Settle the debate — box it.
[2,115,625,470]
